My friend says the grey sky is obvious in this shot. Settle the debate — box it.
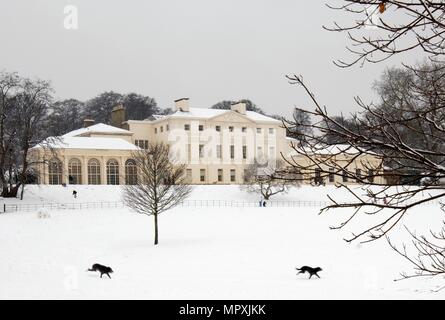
[0,0,422,118]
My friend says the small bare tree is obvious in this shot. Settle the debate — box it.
[242,160,299,200]
[123,143,192,245]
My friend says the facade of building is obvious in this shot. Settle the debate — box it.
[30,98,385,185]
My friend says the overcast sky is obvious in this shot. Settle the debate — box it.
[0,0,422,118]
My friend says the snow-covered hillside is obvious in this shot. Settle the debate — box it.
[0,185,444,299]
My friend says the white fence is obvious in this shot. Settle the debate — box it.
[1,198,442,213]
[1,199,329,213]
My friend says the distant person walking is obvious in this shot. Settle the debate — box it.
[262,200,267,207]
[72,190,77,199]
[259,197,263,207]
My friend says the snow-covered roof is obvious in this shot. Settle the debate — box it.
[148,114,167,121]
[34,137,139,151]
[162,107,280,123]
[63,123,133,138]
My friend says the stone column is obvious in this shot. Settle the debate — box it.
[101,156,107,185]
[82,156,88,185]
[120,156,125,185]
[63,156,69,185]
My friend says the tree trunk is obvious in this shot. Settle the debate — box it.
[154,211,159,245]
[20,183,25,200]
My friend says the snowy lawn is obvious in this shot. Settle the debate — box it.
[1,185,445,299]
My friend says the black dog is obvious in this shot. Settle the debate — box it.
[296,266,322,279]
[88,263,114,279]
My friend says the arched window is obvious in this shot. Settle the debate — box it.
[125,159,137,185]
[88,159,101,185]
[68,158,82,184]
[48,158,62,185]
[107,159,120,185]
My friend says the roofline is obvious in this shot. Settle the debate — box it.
[174,97,189,102]
[125,108,282,124]
[76,130,134,136]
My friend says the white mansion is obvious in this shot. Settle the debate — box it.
[31,98,385,185]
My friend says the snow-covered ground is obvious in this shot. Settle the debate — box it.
[1,185,444,299]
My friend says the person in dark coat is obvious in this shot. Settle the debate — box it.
[262,200,267,207]
[72,190,77,199]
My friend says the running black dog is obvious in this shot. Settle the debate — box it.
[88,263,114,279]
[296,266,322,279]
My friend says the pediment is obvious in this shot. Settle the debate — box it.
[209,111,254,124]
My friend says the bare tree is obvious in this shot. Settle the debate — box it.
[0,71,21,197]
[122,143,193,245]
[324,0,445,67]
[280,1,445,288]
[387,225,445,291]
[283,68,445,243]
[0,71,53,198]
[13,78,53,200]
[242,160,299,200]
[278,0,445,242]
[285,108,313,144]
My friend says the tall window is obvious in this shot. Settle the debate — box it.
[200,169,206,182]
[186,169,192,182]
[368,169,375,183]
[125,159,137,185]
[257,146,263,159]
[314,168,322,185]
[199,144,204,158]
[230,169,236,182]
[48,158,62,185]
[355,168,362,182]
[135,140,148,150]
[107,159,120,185]
[68,158,82,184]
[218,169,223,182]
[243,145,247,159]
[88,159,101,185]
[329,168,335,183]
[342,169,349,183]
[230,145,235,159]
[269,146,275,158]
[216,145,222,159]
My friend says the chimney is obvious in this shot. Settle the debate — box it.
[231,101,246,115]
[111,104,125,128]
[174,98,190,112]
[83,119,95,128]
